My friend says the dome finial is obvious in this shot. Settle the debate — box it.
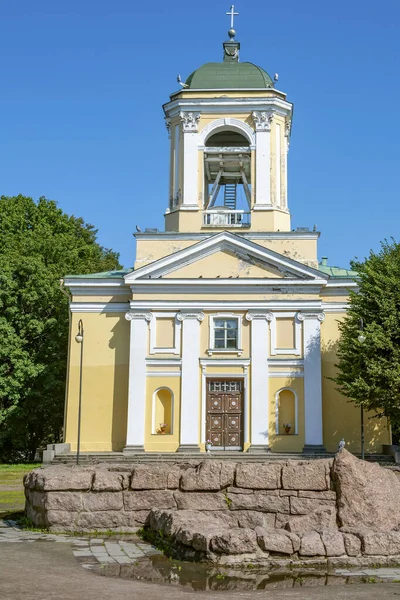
[223,5,240,62]
[226,5,238,39]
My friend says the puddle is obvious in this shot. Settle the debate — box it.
[92,553,367,590]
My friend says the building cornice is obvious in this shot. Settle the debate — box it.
[164,96,293,120]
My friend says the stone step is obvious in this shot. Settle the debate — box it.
[50,451,395,466]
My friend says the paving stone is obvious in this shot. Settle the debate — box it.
[73,550,93,557]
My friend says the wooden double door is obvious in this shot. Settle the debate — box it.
[206,379,243,450]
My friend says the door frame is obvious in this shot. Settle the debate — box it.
[200,366,249,449]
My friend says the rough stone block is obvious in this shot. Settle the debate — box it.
[45,492,83,512]
[361,531,400,556]
[41,466,94,491]
[290,496,336,515]
[24,469,45,491]
[235,463,282,489]
[130,465,168,490]
[235,510,276,529]
[298,490,336,500]
[333,449,400,531]
[255,527,298,554]
[210,528,258,555]
[123,490,176,511]
[129,510,151,525]
[174,491,227,511]
[180,461,235,491]
[76,511,136,531]
[342,532,362,556]
[285,507,338,533]
[45,510,77,528]
[26,504,45,527]
[93,470,128,492]
[282,461,330,491]
[227,492,290,513]
[321,531,346,556]
[27,490,46,511]
[299,531,326,556]
[280,490,298,497]
[82,492,123,512]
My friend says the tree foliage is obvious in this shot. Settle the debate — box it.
[333,239,400,432]
[0,195,121,461]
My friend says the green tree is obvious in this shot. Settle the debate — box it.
[333,239,400,437]
[0,195,121,462]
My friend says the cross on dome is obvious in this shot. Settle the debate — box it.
[226,5,238,38]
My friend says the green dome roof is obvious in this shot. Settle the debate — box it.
[185,61,273,90]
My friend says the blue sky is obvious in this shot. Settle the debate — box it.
[1,0,399,269]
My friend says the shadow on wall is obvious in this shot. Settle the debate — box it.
[108,315,129,451]
[321,335,389,454]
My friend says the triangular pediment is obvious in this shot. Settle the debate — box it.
[126,232,328,284]
[162,249,286,279]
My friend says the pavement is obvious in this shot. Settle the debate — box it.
[1,519,400,599]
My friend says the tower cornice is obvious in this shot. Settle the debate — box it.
[164,95,292,120]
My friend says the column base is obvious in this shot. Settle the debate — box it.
[302,444,326,454]
[177,445,201,453]
[123,445,145,454]
[247,445,271,453]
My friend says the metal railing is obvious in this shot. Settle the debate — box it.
[202,209,251,227]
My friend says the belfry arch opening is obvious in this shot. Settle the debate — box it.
[203,128,252,225]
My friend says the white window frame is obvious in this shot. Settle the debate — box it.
[149,312,181,355]
[207,313,242,356]
[275,387,298,435]
[270,312,302,356]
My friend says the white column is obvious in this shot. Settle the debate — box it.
[123,311,152,453]
[180,112,200,208]
[246,311,273,451]
[298,312,325,451]
[252,111,272,207]
[177,311,204,452]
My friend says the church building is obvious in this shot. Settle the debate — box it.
[62,12,390,456]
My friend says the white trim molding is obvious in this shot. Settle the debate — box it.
[270,312,302,356]
[269,371,304,378]
[70,302,128,313]
[199,117,256,146]
[149,312,181,355]
[275,388,299,435]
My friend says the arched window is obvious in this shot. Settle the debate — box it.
[152,387,173,434]
[275,388,298,435]
[203,127,252,220]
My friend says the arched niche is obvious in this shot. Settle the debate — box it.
[152,387,173,434]
[275,388,298,435]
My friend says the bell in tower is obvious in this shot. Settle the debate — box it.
[203,128,251,227]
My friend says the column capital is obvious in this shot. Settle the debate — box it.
[297,312,325,323]
[245,311,274,322]
[164,116,171,139]
[252,110,273,132]
[177,311,205,322]
[125,311,153,322]
[180,111,201,133]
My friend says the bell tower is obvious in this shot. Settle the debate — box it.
[163,8,293,234]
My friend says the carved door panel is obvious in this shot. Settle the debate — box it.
[206,380,243,450]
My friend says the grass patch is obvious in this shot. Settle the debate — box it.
[0,464,39,518]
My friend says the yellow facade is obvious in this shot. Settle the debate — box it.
[63,27,390,456]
